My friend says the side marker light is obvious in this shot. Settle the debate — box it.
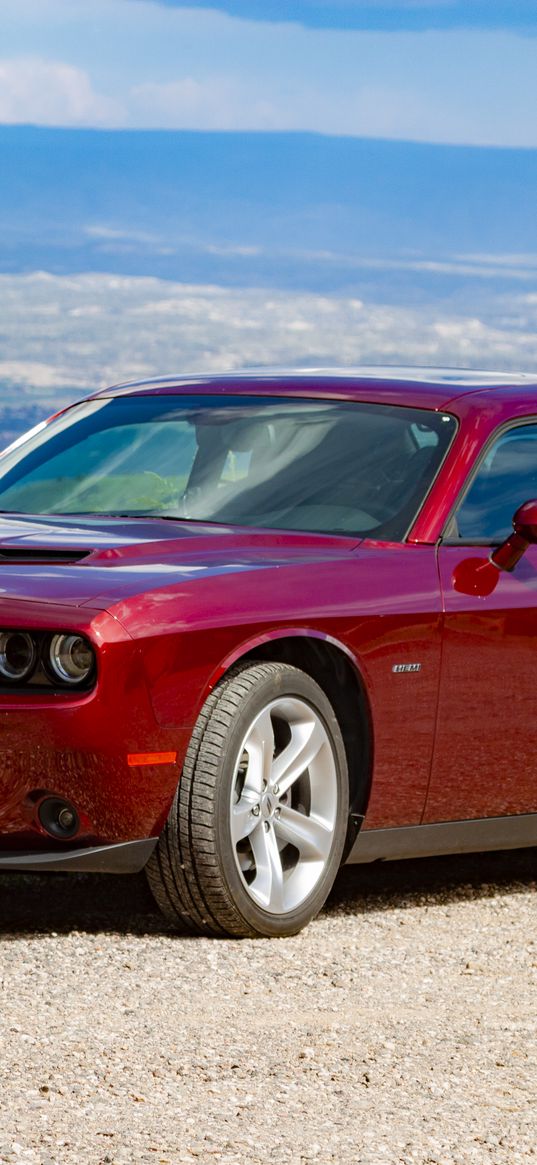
[127,751,178,767]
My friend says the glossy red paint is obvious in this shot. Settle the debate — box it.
[426,543,537,821]
[112,541,443,828]
[1,368,537,864]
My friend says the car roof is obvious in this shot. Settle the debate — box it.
[94,366,537,413]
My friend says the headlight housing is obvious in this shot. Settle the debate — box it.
[47,633,96,687]
[0,629,96,690]
[0,631,37,683]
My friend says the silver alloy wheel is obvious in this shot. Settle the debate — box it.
[229,696,339,915]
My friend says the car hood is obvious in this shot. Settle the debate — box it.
[0,514,359,609]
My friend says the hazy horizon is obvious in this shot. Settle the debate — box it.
[1,267,537,448]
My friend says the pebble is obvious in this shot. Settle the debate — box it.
[0,849,536,1163]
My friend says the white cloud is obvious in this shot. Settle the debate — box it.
[128,74,434,136]
[129,77,283,130]
[0,58,123,126]
[0,0,535,146]
[130,77,236,129]
[1,2,537,144]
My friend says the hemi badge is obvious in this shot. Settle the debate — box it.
[392,663,422,673]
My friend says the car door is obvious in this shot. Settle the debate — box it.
[425,420,537,823]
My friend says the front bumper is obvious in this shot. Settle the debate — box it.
[0,605,188,849]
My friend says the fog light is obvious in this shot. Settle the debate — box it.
[0,631,37,683]
[57,807,76,831]
[38,797,80,840]
[47,634,95,686]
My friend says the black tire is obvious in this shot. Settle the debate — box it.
[145,661,349,938]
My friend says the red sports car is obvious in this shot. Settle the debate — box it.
[1,368,536,937]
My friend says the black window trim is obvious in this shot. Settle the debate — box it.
[440,415,537,547]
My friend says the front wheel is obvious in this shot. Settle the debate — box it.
[146,662,349,937]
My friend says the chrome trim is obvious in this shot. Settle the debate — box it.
[0,837,158,874]
[346,815,537,864]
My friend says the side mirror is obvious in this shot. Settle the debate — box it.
[490,499,537,572]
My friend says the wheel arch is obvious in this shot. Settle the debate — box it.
[206,630,373,857]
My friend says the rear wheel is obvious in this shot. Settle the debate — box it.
[146,661,349,937]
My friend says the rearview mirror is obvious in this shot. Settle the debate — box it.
[490,499,537,572]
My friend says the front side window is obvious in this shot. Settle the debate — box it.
[454,422,537,543]
[0,395,456,540]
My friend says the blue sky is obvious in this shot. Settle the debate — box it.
[1,0,536,144]
[143,1,537,33]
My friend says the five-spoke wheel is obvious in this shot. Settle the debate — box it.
[230,695,340,916]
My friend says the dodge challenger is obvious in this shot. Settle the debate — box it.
[0,368,536,937]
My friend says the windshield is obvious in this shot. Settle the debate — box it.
[0,394,456,540]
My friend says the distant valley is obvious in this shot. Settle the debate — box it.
[1,270,537,450]
[3,126,537,298]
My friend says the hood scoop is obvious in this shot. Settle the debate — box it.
[0,547,92,564]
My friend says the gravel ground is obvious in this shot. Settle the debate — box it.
[0,849,536,1165]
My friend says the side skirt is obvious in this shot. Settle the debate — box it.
[346,814,537,864]
[0,838,158,874]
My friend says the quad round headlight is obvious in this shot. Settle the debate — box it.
[0,631,37,682]
[48,634,95,686]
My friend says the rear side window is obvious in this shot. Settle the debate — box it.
[455,423,537,542]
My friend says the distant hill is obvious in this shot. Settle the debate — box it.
[2,127,537,297]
